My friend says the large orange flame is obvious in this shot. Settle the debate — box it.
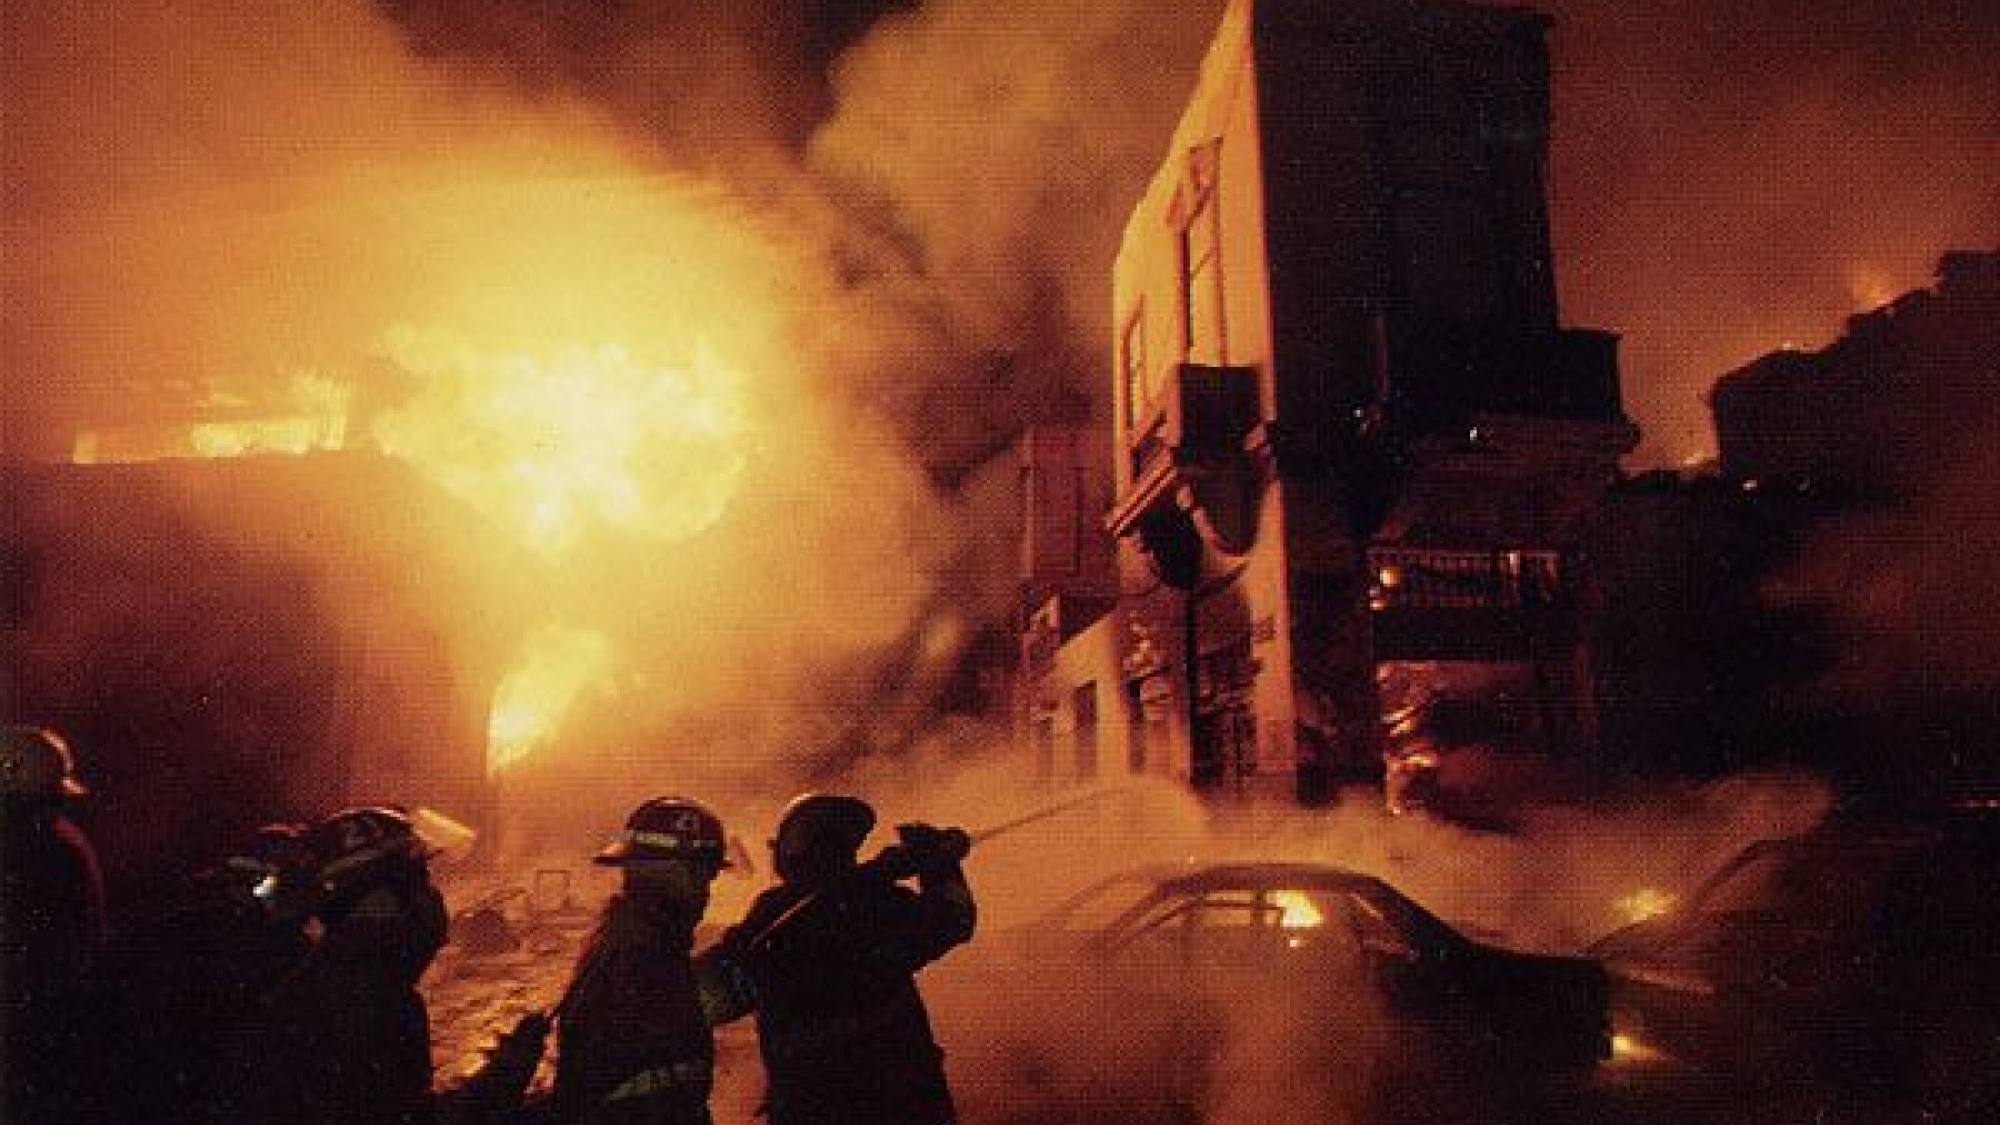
[487,625,615,775]
[57,168,796,776]
[68,336,754,774]
[378,336,750,775]
[373,334,748,556]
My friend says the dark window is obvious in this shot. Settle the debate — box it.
[1121,305,1150,429]
[1072,682,1098,779]
[1193,639,1257,786]
[1032,715,1056,782]
[1179,140,1225,362]
[1,544,34,629]
[1125,680,1147,773]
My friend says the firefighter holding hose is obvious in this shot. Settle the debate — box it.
[700,792,975,1125]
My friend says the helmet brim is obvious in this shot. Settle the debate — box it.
[592,839,730,868]
[591,840,637,866]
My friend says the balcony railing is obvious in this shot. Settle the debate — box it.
[1366,547,1563,611]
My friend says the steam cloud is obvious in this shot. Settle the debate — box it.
[453,754,1831,1123]
[4,9,1976,1114]
[801,762,1830,1124]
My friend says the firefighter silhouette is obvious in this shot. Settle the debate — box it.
[552,796,732,1125]
[1,725,106,1125]
[702,793,975,1125]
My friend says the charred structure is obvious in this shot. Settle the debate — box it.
[0,452,532,911]
[1708,250,2000,796]
[1711,250,2000,506]
[1023,0,1635,806]
[1575,250,2000,795]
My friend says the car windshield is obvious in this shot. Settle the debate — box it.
[1689,834,1914,926]
[1346,881,1459,956]
[1041,873,1167,933]
[1035,868,1469,967]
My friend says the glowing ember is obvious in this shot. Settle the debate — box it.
[488,626,614,775]
[1613,887,1677,925]
[1270,890,1324,930]
[374,335,748,556]
[1609,1032,1668,1065]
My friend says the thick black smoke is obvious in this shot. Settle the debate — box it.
[5,0,1995,805]
[370,0,915,161]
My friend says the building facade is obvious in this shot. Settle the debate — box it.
[1026,0,1635,804]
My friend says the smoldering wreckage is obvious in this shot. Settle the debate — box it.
[7,0,2000,1123]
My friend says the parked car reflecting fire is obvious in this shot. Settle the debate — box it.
[939,862,1608,1122]
[1590,811,2000,1122]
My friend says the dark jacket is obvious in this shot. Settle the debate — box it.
[1,806,107,1125]
[720,864,975,1125]
[553,894,714,1125]
[96,876,312,1125]
[211,892,441,1125]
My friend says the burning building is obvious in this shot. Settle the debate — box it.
[1695,249,2000,798]
[0,451,537,909]
[1023,0,1637,805]
[1711,250,2000,506]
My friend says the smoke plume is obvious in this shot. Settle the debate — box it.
[364,0,2000,469]
[7,1,1995,827]
[13,1,1996,466]
[822,755,1829,1124]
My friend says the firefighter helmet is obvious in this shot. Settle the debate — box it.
[593,796,730,871]
[0,724,87,800]
[776,792,876,858]
[306,806,432,902]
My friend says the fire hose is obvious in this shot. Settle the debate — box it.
[964,785,1129,847]
[740,785,1129,953]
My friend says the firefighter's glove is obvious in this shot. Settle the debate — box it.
[895,823,972,871]
[490,1009,551,1076]
[454,1010,550,1112]
[694,948,759,1026]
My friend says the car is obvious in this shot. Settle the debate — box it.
[1590,811,2000,1122]
[936,862,1608,1123]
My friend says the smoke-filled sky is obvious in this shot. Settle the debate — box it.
[4,0,1996,794]
[7,0,1996,466]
